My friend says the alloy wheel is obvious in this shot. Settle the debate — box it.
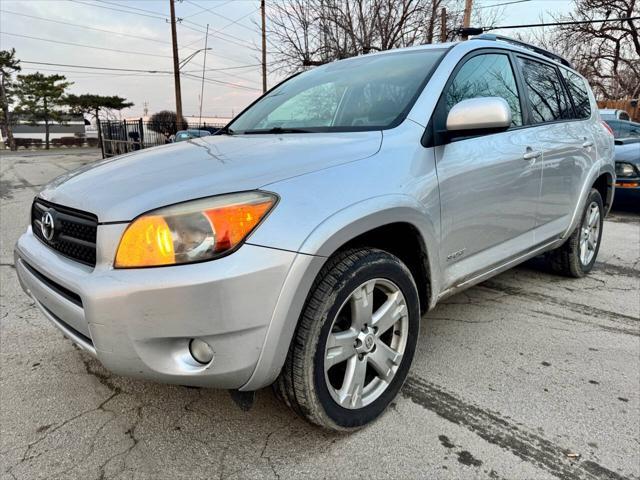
[579,201,600,266]
[323,278,409,409]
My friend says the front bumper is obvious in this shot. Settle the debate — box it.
[615,177,640,190]
[15,225,301,389]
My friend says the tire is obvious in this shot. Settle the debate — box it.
[274,248,420,431]
[546,188,604,278]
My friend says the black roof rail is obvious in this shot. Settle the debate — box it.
[471,33,573,69]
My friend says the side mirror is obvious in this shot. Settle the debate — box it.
[446,97,512,133]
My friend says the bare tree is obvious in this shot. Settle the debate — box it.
[526,0,639,100]
[266,0,500,73]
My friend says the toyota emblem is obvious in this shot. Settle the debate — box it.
[41,211,55,241]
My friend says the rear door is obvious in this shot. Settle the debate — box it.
[516,57,595,239]
[433,50,542,286]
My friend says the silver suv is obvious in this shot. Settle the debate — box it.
[15,36,615,431]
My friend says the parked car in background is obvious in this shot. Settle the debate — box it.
[173,129,211,142]
[603,119,640,140]
[613,138,640,197]
[599,108,631,121]
[15,35,615,431]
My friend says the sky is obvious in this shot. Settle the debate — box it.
[0,0,575,119]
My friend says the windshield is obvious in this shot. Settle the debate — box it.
[228,48,446,134]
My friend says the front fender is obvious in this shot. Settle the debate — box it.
[241,194,440,391]
[298,194,439,282]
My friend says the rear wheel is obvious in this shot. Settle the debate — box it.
[274,248,420,431]
[547,188,604,277]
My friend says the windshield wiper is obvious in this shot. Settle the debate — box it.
[242,127,313,134]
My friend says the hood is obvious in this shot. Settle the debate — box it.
[39,131,382,222]
[614,141,640,165]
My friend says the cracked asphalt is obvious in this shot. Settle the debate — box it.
[1,149,639,480]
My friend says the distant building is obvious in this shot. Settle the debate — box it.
[183,115,232,128]
[7,114,87,141]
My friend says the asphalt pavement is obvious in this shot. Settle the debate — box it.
[1,149,638,480]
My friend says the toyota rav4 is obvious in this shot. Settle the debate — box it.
[15,35,615,430]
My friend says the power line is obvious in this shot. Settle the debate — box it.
[5,29,254,67]
[486,16,640,30]
[19,61,259,91]
[21,61,173,74]
[217,7,262,34]
[178,22,256,50]
[182,63,262,73]
[65,0,258,62]
[94,0,168,17]
[0,9,197,50]
[181,0,234,19]
[180,35,208,49]
[183,62,260,82]
[20,67,172,77]
[184,0,260,34]
[1,32,173,58]
[21,60,260,74]
[20,67,173,80]
[182,72,261,91]
[68,0,167,20]
[479,0,530,8]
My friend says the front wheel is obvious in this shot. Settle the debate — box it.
[274,248,420,431]
[547,188,604,278]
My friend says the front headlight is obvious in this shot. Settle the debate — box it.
[115,191,277,268]
[615,162,637,177]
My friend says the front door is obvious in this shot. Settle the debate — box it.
[432,51,542,287]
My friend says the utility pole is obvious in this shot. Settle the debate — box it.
[461,0,473,40]
[169,0,183,127]
[199,23,209,127]
[440,7,447,42]
[261,0,267,93]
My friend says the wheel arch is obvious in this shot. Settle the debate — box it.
[337,222,432,314]
[562,164,615,240]
[298,195,440,311]
[241,196,440,391]
[592,171,614,215]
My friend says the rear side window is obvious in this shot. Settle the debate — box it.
[517,57,572,123]
[559,69,591,119]
[444,53,523,126]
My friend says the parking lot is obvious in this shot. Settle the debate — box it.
[1,149,638,480]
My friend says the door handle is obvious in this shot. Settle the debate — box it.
[582,141,594,148]
[523,150,542,160]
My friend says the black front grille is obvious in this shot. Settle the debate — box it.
[31,198,98,267]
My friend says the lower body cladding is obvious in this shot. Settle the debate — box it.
[14,226,319,390]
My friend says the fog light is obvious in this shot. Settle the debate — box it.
[189,338,214,364]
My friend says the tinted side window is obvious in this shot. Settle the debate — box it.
[445,53,523,126]
[518,57,572,123]
[559,69,591,119]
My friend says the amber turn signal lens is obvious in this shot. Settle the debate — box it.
[115,215,175,268]
[203,200,273,252]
